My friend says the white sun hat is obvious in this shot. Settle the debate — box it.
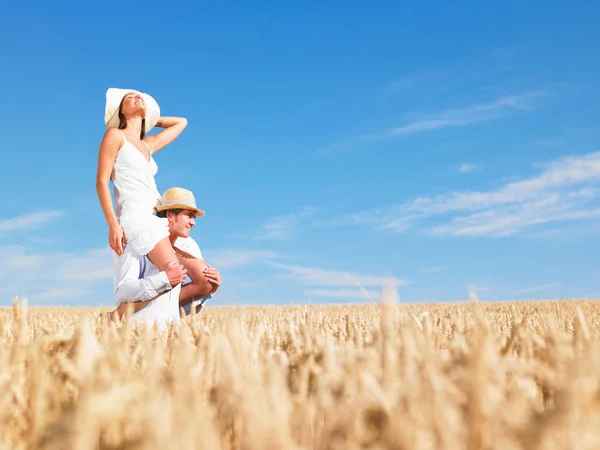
[104,88,161,134]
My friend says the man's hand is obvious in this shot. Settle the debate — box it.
[165,260,187,287]
[203,265,221,294]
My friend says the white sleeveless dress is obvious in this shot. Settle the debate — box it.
[111,131,170,256]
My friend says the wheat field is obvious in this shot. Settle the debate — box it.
[1,295,600,450]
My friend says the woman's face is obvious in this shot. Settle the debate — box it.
[120,92,147,119]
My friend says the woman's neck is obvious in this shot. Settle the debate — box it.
[123,116,143,138]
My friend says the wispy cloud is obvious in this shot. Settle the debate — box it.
[459,163,480,174]
[512,283,560,295]
[34,287,94,302]
[422,266,447,273]
[270,262,408,289]
[370,92,544,140]
[0,245,113,305]
[250,207,318,241]
[0,210,64,233]
[491,47,514,60]
[322,91,547,154]
[304,288,379,301]
[58,248,114,281]
[323,151,600,237]
[384,69,449,95]
[208,249,281,270]
[431,193,600,237]
[5,251,46,269]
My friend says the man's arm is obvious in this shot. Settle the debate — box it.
[114,249,173,304]
[177,256,213,304]
[179,264,221,316]
[172,236,221,316]
[173,237,214,305]
[179,287,213,316]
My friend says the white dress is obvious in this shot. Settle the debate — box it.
[111,131,170,256]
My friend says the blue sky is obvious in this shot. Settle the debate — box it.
[1,1,599,306]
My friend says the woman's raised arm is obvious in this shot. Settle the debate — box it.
[143,116,188,154]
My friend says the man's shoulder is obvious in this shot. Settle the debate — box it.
[173,236,203,259]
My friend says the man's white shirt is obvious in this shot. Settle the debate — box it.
[112,236,212,329]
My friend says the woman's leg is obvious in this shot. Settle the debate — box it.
[175,250,214,308]
[108,301,147,322]
[146,236,179,271]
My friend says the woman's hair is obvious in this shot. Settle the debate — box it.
[117,96,146,139]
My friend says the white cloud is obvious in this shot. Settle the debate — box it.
[0,245,113,305]
[371,91,543,139]
[323,91,546,155]
[251,207,318,241]
[325,151,600,237]
[491,47,514,60]
[0,210,64,233]
[207,249,280,270]
[0,210,116,305]
[384,69,448,94]
[512,283,560,295]
[33,287,94,302]
[422,266,446,273]
[269,262,408,289]
[459,163,480,173]
[5,252,46,269]
[432,195,600,237]
[304,288,379,301]
[58,248,114,281]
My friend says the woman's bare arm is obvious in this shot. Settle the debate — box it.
[143,116,187,154]
[96,128,125,254]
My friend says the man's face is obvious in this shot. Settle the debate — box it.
[167,210,196,238]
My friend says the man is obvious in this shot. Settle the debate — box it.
[109,187,221,328]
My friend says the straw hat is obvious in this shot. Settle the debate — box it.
[104,88,161,134]
[155,187,205,217]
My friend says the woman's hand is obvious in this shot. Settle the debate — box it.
[203,265,221,294]
[109,222,126,255]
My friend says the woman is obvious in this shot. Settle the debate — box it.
[96,88,208,320]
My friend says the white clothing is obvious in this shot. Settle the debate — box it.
[113,236,213,329]
[111,131,169,256]
[113,246,181,330]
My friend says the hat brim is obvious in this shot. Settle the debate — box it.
[104,88,160,134]
[155,203,205,217]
